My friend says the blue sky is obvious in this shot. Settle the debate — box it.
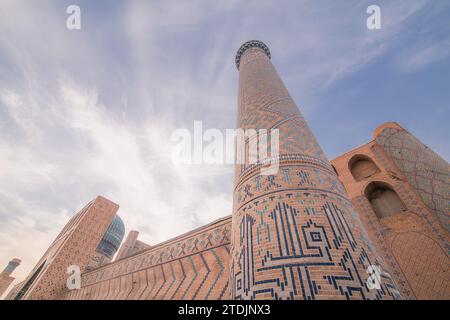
[0,0,449,286]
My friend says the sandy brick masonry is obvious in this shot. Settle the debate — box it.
[63,216,231,300]
[331,122,450,299]
[10,196,118,300]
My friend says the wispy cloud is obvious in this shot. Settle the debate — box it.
[0,77,233,286]
[0,0,449,293]
[395,38,450,73]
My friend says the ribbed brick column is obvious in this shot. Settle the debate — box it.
[230,40,402,300]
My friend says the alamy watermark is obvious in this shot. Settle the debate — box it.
[66,5,81,30]
[170,121,280,175]
[65,4,380,32]
[366,264,382,290]
[66,265,81,290]
[367,5,381,30]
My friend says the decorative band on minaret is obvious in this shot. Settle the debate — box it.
[230,40,402,300]
[235,40,271,70]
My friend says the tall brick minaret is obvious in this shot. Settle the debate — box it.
[0,258,21,297]
[230,40,402,300]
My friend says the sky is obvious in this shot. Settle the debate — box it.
[0,0,449,291]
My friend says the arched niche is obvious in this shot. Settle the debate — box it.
[349,154,380,181]
[364,181,407,219]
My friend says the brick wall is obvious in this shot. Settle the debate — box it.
[63,217,232,300]
[331,124,450,300]
[12,196,118,300]
[375,122,450,233]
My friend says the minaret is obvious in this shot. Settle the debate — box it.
[0,258,21,297]
[231,40,401,300]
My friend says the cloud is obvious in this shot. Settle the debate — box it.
[0,77,233,287]
[0,0,449,293]
[395,39,450,73]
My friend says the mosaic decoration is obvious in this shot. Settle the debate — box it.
[13,197,119,300]
[236,40,271,70]
[65,218,232,300]
[232,186,401,300]
[231,41,402,300]
[375,126,450,233]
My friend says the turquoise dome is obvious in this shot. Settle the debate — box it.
[96,215,125,259]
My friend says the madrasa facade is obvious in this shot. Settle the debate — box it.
[4,40,449,300]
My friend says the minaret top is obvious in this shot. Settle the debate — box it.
[2,258,21,275]
[235,40,271,70]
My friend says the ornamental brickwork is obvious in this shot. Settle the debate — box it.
[63,217,231,300]
[331,122,450,300]
[230,41,401,300]
[10,196,119,300]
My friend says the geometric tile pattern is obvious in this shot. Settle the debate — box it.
[390,232,449,299]
[64,217,231,300]
[331,134,450,300]
[231,41,402,300]
[375,126,450,233]
[13,196,118,300]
